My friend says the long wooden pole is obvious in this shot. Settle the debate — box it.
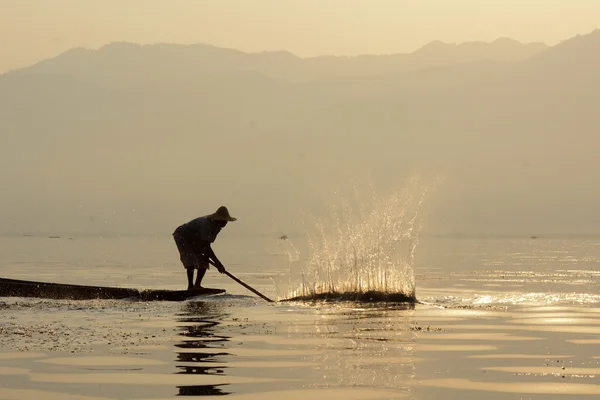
[210,261,274,302]
[223,271,274,303]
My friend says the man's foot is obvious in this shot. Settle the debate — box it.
[187,285,194,291]
[193,284,204,290]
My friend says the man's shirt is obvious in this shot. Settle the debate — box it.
[177,216,221,243]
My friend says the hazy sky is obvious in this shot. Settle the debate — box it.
[1,0,599,73]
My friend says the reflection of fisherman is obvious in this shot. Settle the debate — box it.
[173,206,237,290]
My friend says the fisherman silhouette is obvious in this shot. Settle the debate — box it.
[173,206,236,290]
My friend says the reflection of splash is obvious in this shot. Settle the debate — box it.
[174,301,231,396]
[278,178,432,301]
[302,303,416,391]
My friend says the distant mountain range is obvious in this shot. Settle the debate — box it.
[1,30,599,235]
[4,37,548,84]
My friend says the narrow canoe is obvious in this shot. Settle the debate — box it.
[0,277,225,302]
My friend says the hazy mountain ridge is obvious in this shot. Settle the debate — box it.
[1,30,599,236]
[4,37,548,84]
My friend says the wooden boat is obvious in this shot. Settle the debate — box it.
[0,277,225,302]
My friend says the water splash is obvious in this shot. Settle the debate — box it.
[277,177,432,301]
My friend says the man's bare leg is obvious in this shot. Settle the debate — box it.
[186,268,195,291]
[193,268,206,289]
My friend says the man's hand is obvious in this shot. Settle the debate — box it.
[215,262,226,274]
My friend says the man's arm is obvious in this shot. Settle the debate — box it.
[204,244,226,273]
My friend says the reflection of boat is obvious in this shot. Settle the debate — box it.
[0,277,225,301]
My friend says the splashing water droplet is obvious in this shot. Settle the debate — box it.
[276,177,433,301]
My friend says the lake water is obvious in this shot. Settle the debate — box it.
[1,234,600,399]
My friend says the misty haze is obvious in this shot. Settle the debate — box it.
[1,31,600,237]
